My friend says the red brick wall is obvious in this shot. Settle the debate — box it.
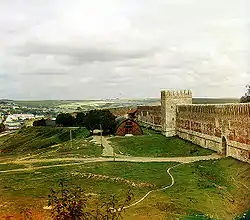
[176,104,250,145]
[176,103,250,162]
[136,105,162,125]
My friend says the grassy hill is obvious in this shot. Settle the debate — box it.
[110,129,214,157]
[0,127,103,158]
[0,128,249,219]
[0,158,249,219]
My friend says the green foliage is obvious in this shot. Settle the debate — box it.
[56,113,75,127]
[235,210,250,220]
[0,122,5,132]
[48,181,133,220]
[33,118,46,126]
[84,109,116,134]
[0,127,91,154]
[192,160,227,189]
[110,133,213,157]
[75,112,87,126]
[240,84,250,103]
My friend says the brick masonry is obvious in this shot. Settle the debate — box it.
[136,105,162,131]
[136,90,250,163]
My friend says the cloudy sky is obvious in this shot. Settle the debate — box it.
[0,0,249,100]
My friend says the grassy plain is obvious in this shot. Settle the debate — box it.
[0,158,249,219]
[110,129,214,157]
[0,128,249,219]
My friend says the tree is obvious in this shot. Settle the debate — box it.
[240,84,250,103]
[33,118,46,126]
[75,112,87,127]
[0,123,5,133]
[84,109,116,134]
[56,113,75,127]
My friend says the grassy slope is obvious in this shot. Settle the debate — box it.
[110,131,214,157]
[0,158,249,219]
[0,127,103,158]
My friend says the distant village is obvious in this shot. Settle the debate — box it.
[0,98,158,131]
[0,100,57,130]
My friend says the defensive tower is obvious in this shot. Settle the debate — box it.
[161,90,192,136]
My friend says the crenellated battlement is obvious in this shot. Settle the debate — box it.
[161,89,192,98]
[135,89,250,163]
[177,103,250,116]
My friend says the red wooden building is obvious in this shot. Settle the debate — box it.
[115,117,143,136]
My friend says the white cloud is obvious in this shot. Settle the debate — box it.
[0,0,249,99]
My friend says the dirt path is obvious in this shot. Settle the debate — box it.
[0,149,222,211]
[0,154,221,173]
[124,163,184,209]
[92,135,114,156]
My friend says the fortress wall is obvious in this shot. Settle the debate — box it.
[136,105,162,130]
[161,90,192,136]
[176,103,250,163]
[108,107,136,117]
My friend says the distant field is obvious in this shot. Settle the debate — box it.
[11,97,240,110]
[13,100,76,107]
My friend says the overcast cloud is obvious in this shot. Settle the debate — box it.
[0,0,249,99]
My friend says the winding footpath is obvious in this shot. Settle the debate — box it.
[124,163,184,209]
[0,135,222,210]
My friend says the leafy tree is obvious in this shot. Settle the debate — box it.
[84,109,116,134]
[56,113,75,127]
[240,84,250,103]
[0,123,5,132]
[33,118,46,126]
[75,112,87,127]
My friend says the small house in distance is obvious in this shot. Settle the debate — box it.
[115,117,143,136]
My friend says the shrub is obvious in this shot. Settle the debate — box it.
[48,181,133,220]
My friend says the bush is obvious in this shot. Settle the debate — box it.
[33,118,46,126]
[48,181,133,220]
[0,123,5,132]
[56,113,75,127]
[240,85,250,103]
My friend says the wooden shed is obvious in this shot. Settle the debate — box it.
[115,117,143,136]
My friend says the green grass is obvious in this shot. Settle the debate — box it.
[13,100,77,108]
[0,163,26,170]
[0,158,249,219]
[0,127,103,158]
[110,132,214,157]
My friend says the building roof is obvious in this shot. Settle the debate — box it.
[115,117,140,129]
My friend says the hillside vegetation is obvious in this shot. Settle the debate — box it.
[0,127,103,158]
[0,127,249,219]
[110,129,214,157]
[0,158,249,219]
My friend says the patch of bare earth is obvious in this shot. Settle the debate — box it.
[71,171,154,188]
